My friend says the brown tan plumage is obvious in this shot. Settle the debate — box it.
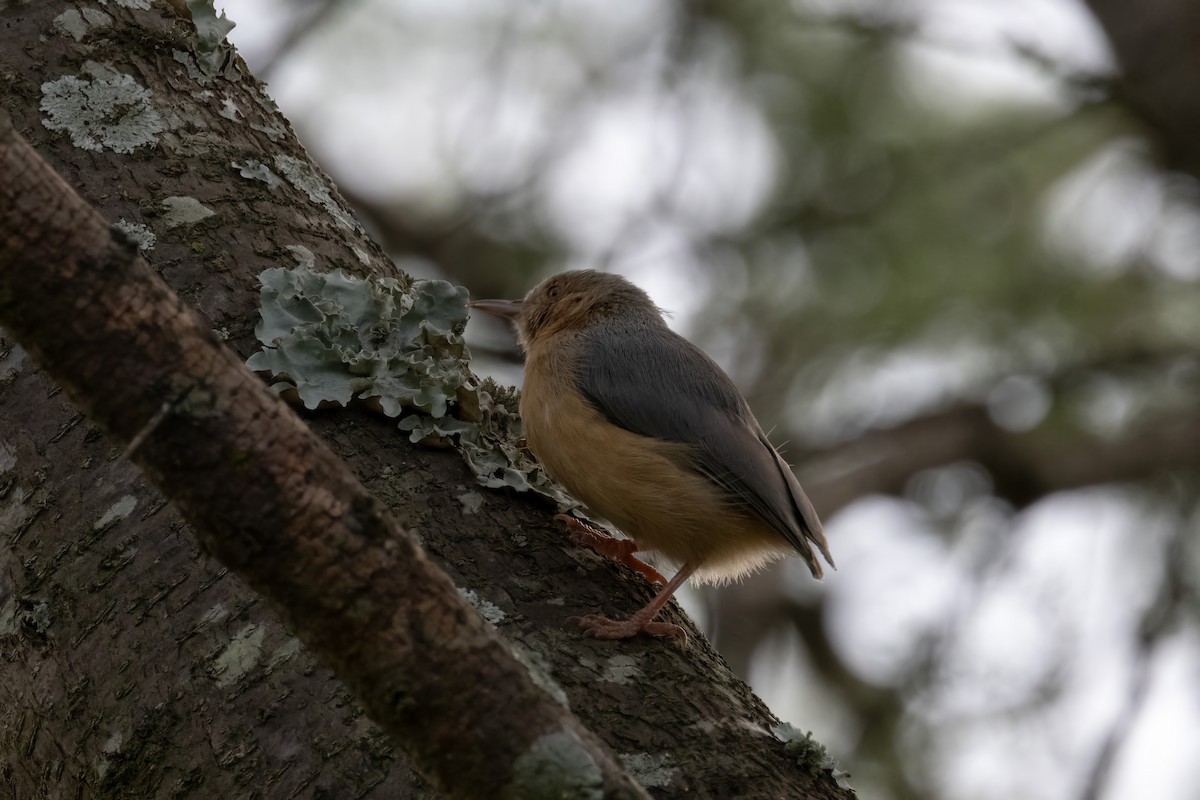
[470,270,833,642]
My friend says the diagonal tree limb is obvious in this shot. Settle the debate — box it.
[0,113,647,800]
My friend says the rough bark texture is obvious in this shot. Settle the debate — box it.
[0,3,847,799]
[0,116,646,800]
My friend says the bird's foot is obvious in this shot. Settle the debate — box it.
[554,514,667,586]
[571,613,688,648]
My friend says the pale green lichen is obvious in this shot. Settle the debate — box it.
[453,395,576,508]
[172,0,239,85]
[246,266,466,415]
[511,644,569,707]
[188,0,235,52]
[285,244,315,269]
[458,588,506,625]
[0,335,26,382]
[111,219,156,251]
[273,155,362,232]
[0,599,15,636]
[822,758,856,792]
[0,487,30,544]
[161,196,215,228]
[457,489,485,515]
[94,495,137,530]
[53,7,111,41]
[619,752,677,789]
[94,730,127,780]
[506,730,603,800]
[218,95,240,121]
[245,265,577,505]
[197,603,228,626]
[212,623,264,687]
[267,637,304,670]
[41,72,165,153]
[232,158,284,190]
[0,441,16,475]
[601,654,642,686]
[19,598,51,636]
[52,9,86,40]
[771,723,838,780]
[250,121,286,142]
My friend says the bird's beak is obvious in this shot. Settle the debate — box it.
[468,299,524,320]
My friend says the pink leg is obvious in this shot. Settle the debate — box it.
[554,514,667,586]
[573,562,698,647]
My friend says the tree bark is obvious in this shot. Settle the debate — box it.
[0,113,647,800]
[0,3,845,799]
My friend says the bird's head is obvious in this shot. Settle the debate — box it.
[469,269,662,351]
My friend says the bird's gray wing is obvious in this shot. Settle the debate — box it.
[575,322,833,575]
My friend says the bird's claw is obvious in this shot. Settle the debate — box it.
[554,514,668,586]
[569,613,688,648]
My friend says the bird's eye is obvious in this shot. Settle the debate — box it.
[546,285,560,299]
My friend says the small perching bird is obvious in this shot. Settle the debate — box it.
[470,270,833,643]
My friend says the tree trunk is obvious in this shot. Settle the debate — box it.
[0,3,845,798]
[0,114,647,800]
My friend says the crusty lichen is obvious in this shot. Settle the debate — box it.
[52,8,112,42]
[458,588,506,625]
[770,723,828,775]
[161,196,215,228]
[273,156,363,233]
[505,729,604,800]
[111,220,156,252]
[510,643,570,707]
[172,0,240,85]
[231,159,284,190]
[771,723,854,791]
[619,752,677,789]
[211,623,265,687]
[601,653,642,686]
[94,495,137,531]
[41,71,165,153]
[246,265,577,506]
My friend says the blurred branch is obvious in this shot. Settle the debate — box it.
[339,183,558,300]
[255,0,352,81]
[805,402,1200,516]
[790,9,1114,99]
[1084,0,1200,181]
[783,598,925,800]
[332,5,706,295]
[1080,519,1189,800]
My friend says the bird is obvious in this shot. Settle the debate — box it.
[469,270,833,643]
